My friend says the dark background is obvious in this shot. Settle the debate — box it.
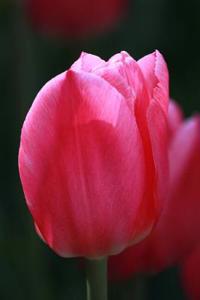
[1,0,200,299]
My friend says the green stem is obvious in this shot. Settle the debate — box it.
[86,257,107,300]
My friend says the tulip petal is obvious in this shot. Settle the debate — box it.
[138,50,169,114]
[147,100,169,209]
[71,52,105,72]
[19,69,146,257]
[103,51,150,108]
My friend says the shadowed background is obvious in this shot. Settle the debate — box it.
[1,0,200,299]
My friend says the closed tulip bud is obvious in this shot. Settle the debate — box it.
[25,0,127,38]
[19,51,169,258]
[109,104,200,279]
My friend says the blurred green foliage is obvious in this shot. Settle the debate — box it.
[1,0,199,299]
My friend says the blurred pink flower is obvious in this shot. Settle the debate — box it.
[25,0,127,38]
[109,102,200,279]
[181,245,200,300]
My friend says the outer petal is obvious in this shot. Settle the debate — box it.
[181,246,200,300]
[19,69,147,258]
[138,50,169,114]
[147,100,169,212]
[71,52,105,72]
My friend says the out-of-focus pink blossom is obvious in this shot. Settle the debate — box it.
[109,102,200,280]
[181,245,200,300]
[25,0,127,38]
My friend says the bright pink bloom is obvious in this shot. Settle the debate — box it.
[109,103,200,279]
[25,0,127,38]
[18,51,169,258]
[181,245,200,300]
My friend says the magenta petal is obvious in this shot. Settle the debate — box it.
[19,69,146,257]
[108,51,149,101]
[91,51,147,104]
[71,52,105,72]
[147,100,169,208]
[138,50,169,114]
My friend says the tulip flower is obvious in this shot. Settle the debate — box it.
[109,103,200,280]
[25,0,127,38]
[181,245,200,300]
[19,50,169,258]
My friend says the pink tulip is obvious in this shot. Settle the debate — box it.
[181,245,200,300]
[109,103,200,279]
[25,0,127,38]
[19,51,169,258]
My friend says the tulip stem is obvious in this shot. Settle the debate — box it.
[86,257,107,300]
